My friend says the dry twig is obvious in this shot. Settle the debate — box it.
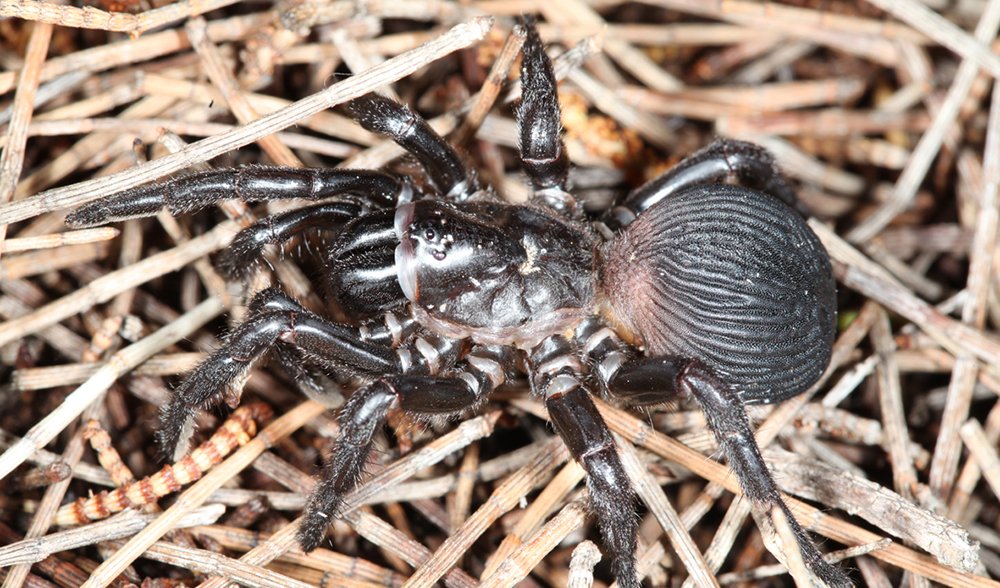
[3,1,1000,586]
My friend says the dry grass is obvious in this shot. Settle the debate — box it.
[1,0,1000,586]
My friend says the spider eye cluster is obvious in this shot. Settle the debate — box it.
[392,200,534,313]
[394,201,469,302]
[414,220,454,261]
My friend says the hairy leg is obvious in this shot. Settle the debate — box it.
[579,320,850,586]
[345,94,479,201]
[529,335,640,588]
[604,138,804,230]
[157,288,398,460]
[67,167,405,226]
[516,18,572,214]
[218,200,365,278]
[297,345,509,550]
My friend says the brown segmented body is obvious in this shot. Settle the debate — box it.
[56,403,271,526]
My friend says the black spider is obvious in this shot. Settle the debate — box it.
[67,20,847,588]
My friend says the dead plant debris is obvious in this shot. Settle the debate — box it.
[1,0,1000,586]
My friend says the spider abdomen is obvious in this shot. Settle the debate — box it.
[599,184,836,403]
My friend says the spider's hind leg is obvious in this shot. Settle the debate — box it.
[581,321,851,587]
[607,138,805,229]
[529,335,640,588]
[679,361,851,587]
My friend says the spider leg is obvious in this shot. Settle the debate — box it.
[580,321,850,587]
[345,94,479,201]
[218,200,365,278]
[159,285,491,553]
[297,345,510,551]
[676,361,850,587]
[245,287,339,404]
[605,138,803,229]
[225,202,407,315]
[157,287,399,461]
[516,18,572,213]
[66,167,406,227]
[530,335,639,588]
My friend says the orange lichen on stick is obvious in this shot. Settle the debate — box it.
[55,403,272,526]
[559,92,644,168]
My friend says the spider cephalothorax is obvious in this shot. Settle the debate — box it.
[67,18,846,588]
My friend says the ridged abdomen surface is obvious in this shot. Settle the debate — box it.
[600,184,836,403]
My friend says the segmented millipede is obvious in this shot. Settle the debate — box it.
[82,419,135,487]
[55,403,273,526]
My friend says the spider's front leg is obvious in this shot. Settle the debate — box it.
[516,18,570,207]
[345,94,479,201]
[580,323,852,587]
[218,200,366,278]
[529,335,640,588]
[66,168,406,227]
[603,138,804,230]
[68,169,414,278]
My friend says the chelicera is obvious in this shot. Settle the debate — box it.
[67,19,846,587]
